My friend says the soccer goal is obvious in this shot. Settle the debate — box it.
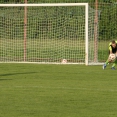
[0,3,101,65]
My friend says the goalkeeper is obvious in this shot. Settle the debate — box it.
[103,40,117,70]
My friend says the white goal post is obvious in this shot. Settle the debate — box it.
[0,3,100,65]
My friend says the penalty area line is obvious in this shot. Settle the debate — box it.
[0,85,117,92]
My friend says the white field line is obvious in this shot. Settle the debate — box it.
[0,85,117,92]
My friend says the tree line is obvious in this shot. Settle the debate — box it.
[0,0,116,40]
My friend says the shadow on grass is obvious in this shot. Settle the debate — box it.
[0,72,37,77]
[0,78,13,81]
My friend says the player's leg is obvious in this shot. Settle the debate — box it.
[105,59,110,65]
[103,56,111,69]
[111,60,117,70]
[103,51,109,69]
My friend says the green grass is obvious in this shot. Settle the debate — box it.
[0,63,117,117]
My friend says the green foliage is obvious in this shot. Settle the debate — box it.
[0,0,117,40]
[99,3,117,40]
[0,0,95,3]
[0,7,86,40]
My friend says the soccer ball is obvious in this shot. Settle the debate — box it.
[61,59,67,63]
[109,54,116,61]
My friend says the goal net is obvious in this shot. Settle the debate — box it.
[0,3,100,65]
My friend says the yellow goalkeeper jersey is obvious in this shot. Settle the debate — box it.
[109,41,117,53]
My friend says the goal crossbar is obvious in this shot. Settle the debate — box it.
[0,3,88,7]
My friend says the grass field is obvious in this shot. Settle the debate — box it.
[0,63,117,117]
